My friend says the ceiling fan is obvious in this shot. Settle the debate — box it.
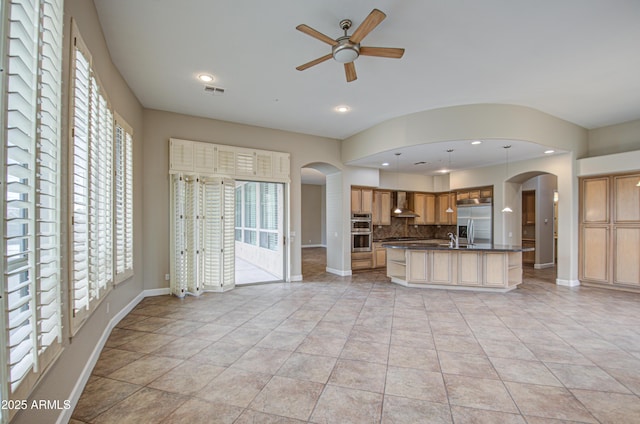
[296,8,405,82]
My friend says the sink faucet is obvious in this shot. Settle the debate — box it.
[448,232,459,248]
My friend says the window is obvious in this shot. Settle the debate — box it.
[234,182,280,251]
[259,183,279,251]
[243,183,257,245]
[114,115,134,281]
[1,0,64,416]
[69,25,134,333]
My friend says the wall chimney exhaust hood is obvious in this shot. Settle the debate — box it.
[392,192,419,218]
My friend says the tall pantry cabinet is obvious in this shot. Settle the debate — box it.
[579,173,640,289]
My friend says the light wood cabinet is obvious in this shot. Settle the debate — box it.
[372,242,387,268]
[579,174,640,291]
[431,251,455,285]
[351,251,373,270]
[372,190,391,225]
[456,186,492,202]
[483,253,508,287]
[436,193,457,225]
[351,187,373,214]
[407,251,429,283]
[412,193,436,225]
[458,252,482,286]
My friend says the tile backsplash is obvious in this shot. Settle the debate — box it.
[373,217,455,241]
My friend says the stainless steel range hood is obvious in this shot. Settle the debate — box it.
[392,192,420,218]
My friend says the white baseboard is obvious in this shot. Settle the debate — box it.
[302,244,326,248]
[59,290,145,424]
[144,287,171,297]
[290,274,303,281]
[556,278,580,287]
[534,262,555,269]
[326,267,352,276]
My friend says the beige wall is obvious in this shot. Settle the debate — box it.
[142,109,341,284]
[14,0,145,423]
[301,184,325,246]
[587,118,640,157]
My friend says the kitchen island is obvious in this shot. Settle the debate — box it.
[383,241,534,292]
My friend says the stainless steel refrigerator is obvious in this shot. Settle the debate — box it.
[457,200,493,245]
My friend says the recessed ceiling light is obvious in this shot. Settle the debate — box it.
[544,149,555,154]
[381,162,389,167]
[471,140,482,145]
[439,169,449,174]
[198,74,214,83]
[335,105,351,113]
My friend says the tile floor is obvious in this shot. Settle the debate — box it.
[71,249,640,423]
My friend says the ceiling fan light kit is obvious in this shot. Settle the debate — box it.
[296,9,405,82]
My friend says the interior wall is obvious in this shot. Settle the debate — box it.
[587,118,640,157]
[13,1,145,423]
[326,173,347,275]
[141,109,341,284]
[301,184,324,246]
[535,174,558,267]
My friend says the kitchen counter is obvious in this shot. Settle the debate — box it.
[384,242,532,292]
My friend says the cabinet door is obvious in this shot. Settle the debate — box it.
[374,248,387,268]
[522,191,536,225]
[580,225,609,284]
[379,191,391,225]
[424,194,436,224]
[483,253,507,287]
[351,188,362,213]
[361,189,373,214]
[470,190,481,199]
[431,251,454,284]
[480,188,493,198]
[614,175,640,222]
[613,226,640,286]
[436,193,451,224]
[412,193,426,225]
[458,252,482,286]
[582,177,609,223]
[449,193,457,224]
[407,251,429,283]
[170,139,194,172]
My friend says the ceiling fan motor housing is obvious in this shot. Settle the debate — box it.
[333,36,360,63]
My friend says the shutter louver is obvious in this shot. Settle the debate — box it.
[114,117,134,282]
[2,0,63,410]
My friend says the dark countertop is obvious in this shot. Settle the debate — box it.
[381,241,535,252]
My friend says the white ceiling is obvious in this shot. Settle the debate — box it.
[94,0,640,177]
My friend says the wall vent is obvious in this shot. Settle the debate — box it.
[204,86,225,95]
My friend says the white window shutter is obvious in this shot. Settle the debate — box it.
[169,138,194,172]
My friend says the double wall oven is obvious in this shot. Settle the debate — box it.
[351,213,372,252]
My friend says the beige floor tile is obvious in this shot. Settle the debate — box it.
[477,338,537,360]
[149,336,211,359]
[571,389,640,424]
[186,323,235,341]
[107,355,183,386]
[385,366,447,403]
[340,338,389,364]
[504,381,597,422]
[256,330,308,351]
[449,405,526,424]
[230,346,291,374]
[390,329,436,349]
[92,348,145,377]
[349,325,392,344]
[310,385,383,424]
[121,316,174,332]
[161,398,243,424]
[153,319,205,336]
[438,351,499,379]
[104,328,147,349]
[296,334,347,357]
[92,387,186,424]
[234,409,307,423]
[328,358,387,393]
[72,376,141,421]
[218,326,271,345]
[147,361,224,394]
[546,362,631,393]
[197,368,272,407]
[276,352,337,383]
[382,395,452,424]
[433,334,484,355]
[602,366,640,395]
[249,375,324,420]
[388,344,440,372]
[444,374,519,414]
[192,340,251,366]
[116,332,178,354]
[490,357,562,386]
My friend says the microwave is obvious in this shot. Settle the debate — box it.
[351,213,372,233]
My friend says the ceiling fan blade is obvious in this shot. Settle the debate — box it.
[296,24,338,46]
[296,53,333,71]
[359,46,405,59]
[345,62,357,82]
[349,9,386,44]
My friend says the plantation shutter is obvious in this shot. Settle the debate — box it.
[1,0,64,413]
[114,115,134,282]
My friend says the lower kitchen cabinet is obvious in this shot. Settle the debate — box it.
[372,242,387,268]
[430,251,454,285]
[457,251,482,286]
[351,251,373,270]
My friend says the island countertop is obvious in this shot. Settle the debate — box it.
[381,241,534,253]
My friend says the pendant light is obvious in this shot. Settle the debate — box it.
[393,153,402,214]
[445,149,454,213]
[501,145,513,213]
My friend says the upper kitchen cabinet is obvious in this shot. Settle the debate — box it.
[522,190,536,225]
[614,174,640,222]
[413,192,436,225]
[436,192,457,225]
[372,190,391,225]
[351,187,373,214]
[581,177,609,223]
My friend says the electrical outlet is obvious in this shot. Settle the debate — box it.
[165,274,170,281]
